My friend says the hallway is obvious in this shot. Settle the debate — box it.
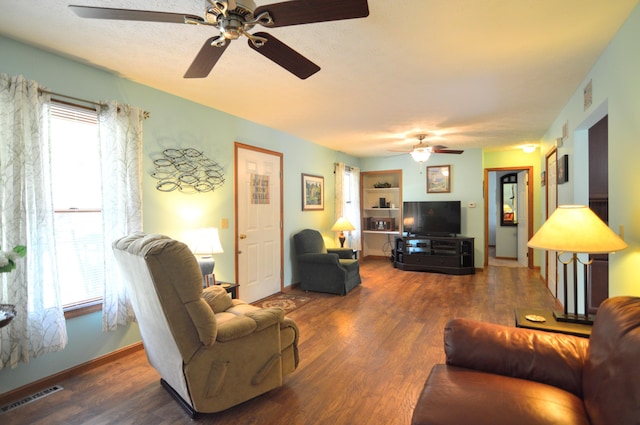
[488,246,524,268]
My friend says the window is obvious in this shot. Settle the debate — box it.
[49,101,104,309]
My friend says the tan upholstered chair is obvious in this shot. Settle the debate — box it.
[112,233,299,417]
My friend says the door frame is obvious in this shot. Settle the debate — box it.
[483,166,534,268]
[544,146,558,295]
[234,142,284,296]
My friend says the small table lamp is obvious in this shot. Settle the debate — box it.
[188,228,224,283]
[527,205,627,324]
[331,217,356,248]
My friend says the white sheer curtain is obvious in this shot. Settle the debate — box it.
[0,74,68,369]
[334,163,361,251]
[98,101,143,331]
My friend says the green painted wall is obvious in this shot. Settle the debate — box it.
[536,3,640,298]
[0,35,358,394]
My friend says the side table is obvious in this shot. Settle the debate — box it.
[204,275,239,299]
[515,308,592,338]
[217,282,239,299]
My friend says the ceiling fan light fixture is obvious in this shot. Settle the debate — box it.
[410,147,431,163]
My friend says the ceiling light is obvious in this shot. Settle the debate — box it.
[522,144,536,153]
[411,146,431,163]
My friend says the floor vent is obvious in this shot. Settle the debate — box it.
[0,385,64,415]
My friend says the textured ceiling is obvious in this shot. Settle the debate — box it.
[1,0,638,157]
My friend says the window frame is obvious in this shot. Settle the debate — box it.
[49,99,105,316]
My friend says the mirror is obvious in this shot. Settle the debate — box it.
[501,173,517,226]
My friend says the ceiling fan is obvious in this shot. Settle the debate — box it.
[392,134,464,163]
[68,0,370,79]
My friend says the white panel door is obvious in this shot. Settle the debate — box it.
[236,145,282,303]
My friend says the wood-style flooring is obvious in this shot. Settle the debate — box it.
[1,259,557,425]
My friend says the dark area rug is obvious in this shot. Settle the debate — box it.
[253,293,314,312]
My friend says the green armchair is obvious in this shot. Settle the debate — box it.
[293,229,361,295]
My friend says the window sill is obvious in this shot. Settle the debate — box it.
[64,298,102,319]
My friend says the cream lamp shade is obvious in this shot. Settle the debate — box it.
[527,205,627,253]
[186,227,224,281]
[188,227,224,255]
[331,217,355,248]
[331,217,356,233]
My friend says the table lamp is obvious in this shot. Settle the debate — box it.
[527,205,627,324]
[331,217,356,248]
[187,228,224,283]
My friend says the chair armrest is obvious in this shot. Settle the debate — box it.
[246,307,284,331]
[444,318,589,397]
[297,253,340,265]
[327,248,355,259]
[216,307,284,342]
[216,315,257,342]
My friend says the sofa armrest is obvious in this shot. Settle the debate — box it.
[444,318,589,397]
[327,248,355,259]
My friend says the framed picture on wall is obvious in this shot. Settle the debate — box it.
[557,154,569,184]
[426,165,451,193]
[302,173,324,211]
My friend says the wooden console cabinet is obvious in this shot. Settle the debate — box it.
[394,236,475,275]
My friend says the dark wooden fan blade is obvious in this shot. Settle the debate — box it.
[255,0,369,27]
[69,5,201,24]
[184,38,230,78]
[248,32,320,79]
[432,149,464,154]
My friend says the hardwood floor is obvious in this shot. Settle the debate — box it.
[1,259,557,425]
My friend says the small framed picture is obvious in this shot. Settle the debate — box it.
[426,165,451,193]
[541,171,546,186]
[557,155,569,184]
[301,173,324,211]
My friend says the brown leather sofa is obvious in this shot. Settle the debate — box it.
[412,296,640,425]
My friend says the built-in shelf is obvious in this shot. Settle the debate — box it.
[360,170,402,258]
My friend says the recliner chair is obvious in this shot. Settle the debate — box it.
[293,229,361,295]
[112,232,299,417]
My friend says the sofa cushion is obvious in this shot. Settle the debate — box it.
[411,365,590,425]
[583,296,640,425]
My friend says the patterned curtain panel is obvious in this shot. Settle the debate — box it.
[98,101,143,331]
[0,74,68,369]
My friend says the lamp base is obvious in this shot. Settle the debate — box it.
[338,236,346,247]
[197,256,215,287]
[553,311,595,325]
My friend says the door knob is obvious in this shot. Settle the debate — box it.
[239,234,247,239]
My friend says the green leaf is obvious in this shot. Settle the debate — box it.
[13,245,26,257]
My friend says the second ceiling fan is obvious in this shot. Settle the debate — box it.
[69,0,370,79]
[392,134,464,163]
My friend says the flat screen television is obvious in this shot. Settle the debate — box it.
[403,201,461,237]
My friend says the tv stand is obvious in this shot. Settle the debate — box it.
[394,236,475,275]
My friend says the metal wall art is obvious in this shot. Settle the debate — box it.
[152,148,225,193]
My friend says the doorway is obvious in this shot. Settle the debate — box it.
[234,142,284,303]
[484,167,533,268]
